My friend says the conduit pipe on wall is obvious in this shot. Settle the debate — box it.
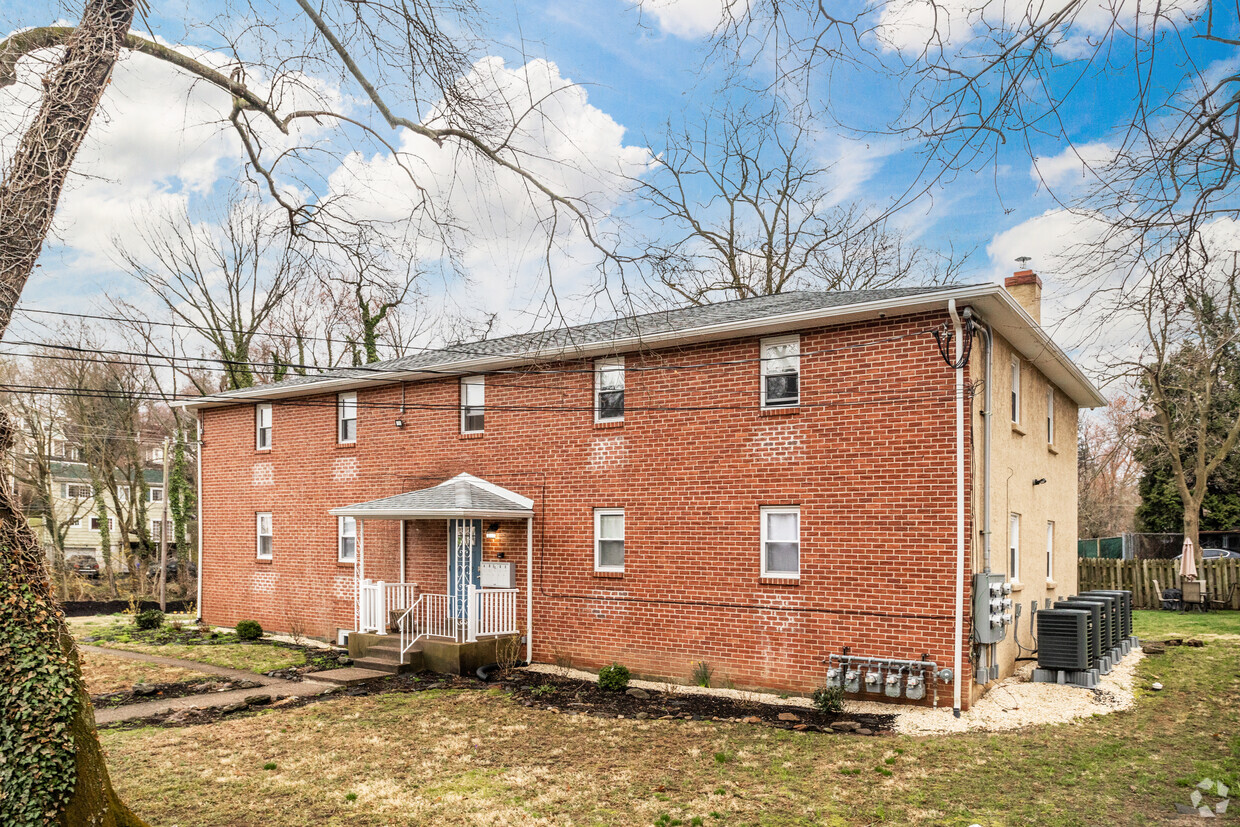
[948,299,964,718]
[971,313,998,684]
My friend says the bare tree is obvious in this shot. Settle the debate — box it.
[1078,395,1140,539]
[638,103,964,305]
[112,194,307,391]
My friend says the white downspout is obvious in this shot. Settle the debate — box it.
[195,415,204,623]
[525,516,533,664]
[948,299,965,718]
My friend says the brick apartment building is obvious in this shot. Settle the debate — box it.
[180,277,1104,710]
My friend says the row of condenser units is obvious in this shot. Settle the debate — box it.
[1034,589,1139,684]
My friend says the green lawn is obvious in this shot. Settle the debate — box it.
[1133,609,1240,639]
[97,612,1240,826]
[71,615,307,674]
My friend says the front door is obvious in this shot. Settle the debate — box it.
[447,519,482,619]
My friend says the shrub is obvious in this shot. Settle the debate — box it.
[134,609,164,631]
[691,660,713,688]
[812,684,845,714]
[598,662,631,691]
[235,620,263,640]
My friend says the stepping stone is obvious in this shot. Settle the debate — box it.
[626,687,650,700]
[310,667,392,686]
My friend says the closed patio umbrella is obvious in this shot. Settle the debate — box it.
[1180,537,1199,581]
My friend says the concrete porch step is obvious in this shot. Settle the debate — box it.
[312,667,395,686]
[351,656,419,674]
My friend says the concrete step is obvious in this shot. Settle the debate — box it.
[352,656,419,674]
[366,637,418,654]
[312,667,394,686]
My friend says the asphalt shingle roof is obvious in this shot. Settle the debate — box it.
[215,285,970,399]
[332,474,534,517]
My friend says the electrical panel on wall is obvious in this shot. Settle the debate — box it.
[972,572,1013,644]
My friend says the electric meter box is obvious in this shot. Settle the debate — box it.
[480,561,515,589]
[973,572,1009,644]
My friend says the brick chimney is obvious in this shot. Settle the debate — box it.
[1005,269,1042,324]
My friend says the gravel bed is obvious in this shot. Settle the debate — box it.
[529,649,1145,737]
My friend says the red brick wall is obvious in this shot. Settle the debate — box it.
[198,311,976,704]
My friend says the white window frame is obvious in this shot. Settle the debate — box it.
[1045,387,1054,444]
[63,483,93,500]
[1009,512,1021,581]
[461,375,485,434]
[148,486,164,503]
[256,512,273,560]
[760,506,801,578]
[89,516,114,532]
[1045,520,1055,582]
[593,508,625,572]
[594,357,625,423]
[338,515,357,563]
[256,403,273,450]
[337,392,357,444]
[760,334,801,408]
[1011,357,1021,424]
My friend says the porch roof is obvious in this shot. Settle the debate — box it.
[329,473,534,520]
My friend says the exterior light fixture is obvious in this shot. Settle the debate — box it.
[1033,478,1047,486]
[485,522,499,539]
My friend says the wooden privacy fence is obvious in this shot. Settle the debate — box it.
[1078,558,1240,609]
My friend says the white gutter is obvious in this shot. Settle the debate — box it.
[328,507,534,520]
[195,415,203,622]
[172,285,1106,412]
[948,299,964,718]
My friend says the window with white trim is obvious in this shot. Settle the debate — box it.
[1009,512,1021,580]
[594,357,625,422]
[256,512,273,559]
[761,335,800,407]
[338,515,357,562]
[89,516,114,532]
[62,483,93,499]
[594,508,625,571]
[148,486,164,503]
[1046,387,1054,444]
[150,519,172,542]
[256,403,272,449]
[1011,357,1021,424]
[337,392,357,443]
[461,375,485,433]
[1045,520,1054,582]
[761,506,800,578]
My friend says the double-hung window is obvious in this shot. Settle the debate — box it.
[761,335,800,408]
[337,393,357,443]
[595,358,625,422]
[338,516,357,562]
[761,506,800,578]
[148,487,164,503]
[63,483,92,499]
[594,508,625,572]
[256,403,272,449]
[1009,513,1021,581]
[256,512,273,559]
[1045,521,1055,581]
[1011,357,1021,424]
[89,516,113,532]
[461,376,485,433]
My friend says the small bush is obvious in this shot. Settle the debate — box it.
[235,620,263,640]
[598,662,631,691]
[531,684,557,698]
[262,762,276,771]
[691,660,713,688]
[134,610,164,631]
[812,684,845,714]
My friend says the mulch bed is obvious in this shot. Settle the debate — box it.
[91,677,262,709]
[101,668,896,735]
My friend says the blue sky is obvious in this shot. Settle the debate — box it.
[2,0,1231,375]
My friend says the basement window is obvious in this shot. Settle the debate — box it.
[761,335,800,408]
[461,376,485,434]
[594,508,625,572]
[338,393,357,444]
[595,357,625,422]
[761,506,800,578]
[256,403,272,450]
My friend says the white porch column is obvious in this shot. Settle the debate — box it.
[526,516,533,664]
[466,584,478,642]
[398,519,406,584]
[357,519,365,633]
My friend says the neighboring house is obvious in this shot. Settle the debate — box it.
[33,460,168,569]
[179,274,1104,710]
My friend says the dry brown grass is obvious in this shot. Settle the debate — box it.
[79,649,210,695]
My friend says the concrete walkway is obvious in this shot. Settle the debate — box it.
[81,645,336,724]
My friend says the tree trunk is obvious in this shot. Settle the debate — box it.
[0,0,136,336]
[0,415,148,827]
[1183,502,1203,574]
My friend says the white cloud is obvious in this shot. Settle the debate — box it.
[643,0,746,39]
[1030,141,1118,190]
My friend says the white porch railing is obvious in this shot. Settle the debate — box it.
[395,585,520,657]
[358,580,420,634]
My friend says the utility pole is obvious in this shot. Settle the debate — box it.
[158,436,170,612]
